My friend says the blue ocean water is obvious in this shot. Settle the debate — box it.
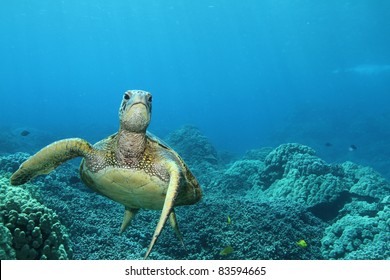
[1,0,390,175]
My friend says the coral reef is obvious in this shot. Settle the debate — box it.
[342,161,390,199]
[208,160,264,196]
[244,143,389,219]
[0,176,73,260]
[261,143,337,185]
[0,152,30,175]
[165,125,222,186]
[25,170,326,260]
[1,128,388,260]
[244,143,390,259]
[0,223,16,259]
[321,210,389,259]
[242,147,273,161]
[165,125,219,166]
[153,199,325,260]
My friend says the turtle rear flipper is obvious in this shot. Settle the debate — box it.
[10,138,94,186]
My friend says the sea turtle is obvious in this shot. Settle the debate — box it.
[10,90,202,259]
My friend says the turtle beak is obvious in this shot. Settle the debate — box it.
[126,103,149,119]
[123,103,150,129]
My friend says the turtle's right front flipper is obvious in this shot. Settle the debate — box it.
[10,138,94,186]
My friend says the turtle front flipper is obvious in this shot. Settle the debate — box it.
[144,161,181,259]
[10,138,94,186]
[169,210,186,250]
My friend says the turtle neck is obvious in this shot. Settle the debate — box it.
[116,129,147,163]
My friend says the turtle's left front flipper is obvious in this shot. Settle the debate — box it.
[10,138,93,186]
[144,161,181,259]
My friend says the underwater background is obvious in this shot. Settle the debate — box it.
[0,0,389,260]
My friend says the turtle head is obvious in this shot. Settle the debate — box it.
[119,90,152,133]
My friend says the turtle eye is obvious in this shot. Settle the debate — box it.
[147,95,152,103]
[124,94,130,100]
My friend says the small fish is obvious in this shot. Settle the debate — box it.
[219,246,234,256]
[296,239,307,248]
[20,130,30,136]
[325,142,332,147]
[227,215,231,224]
[348,144,357,152]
